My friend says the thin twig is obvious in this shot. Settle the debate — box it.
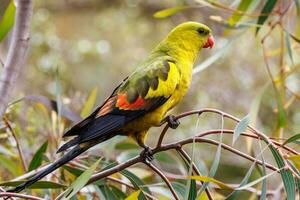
[177,149,202,177]
[3,117,27,171]
[195,0,277,18]
[156,124,170,148]
[285,86,300,101]
[158,108,276,149]
[87,135,279,187]
[0,192,44,200]
[144,161,180,200]
[196,129,298,155]
[87,156,143,185]
[223,184,276,197]
[106,176,135,190]
[11,163,52,181]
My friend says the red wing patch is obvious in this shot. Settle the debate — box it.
[116,94,148,110]
[97,96,118,117]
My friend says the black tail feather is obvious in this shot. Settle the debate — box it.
[6,145,89,193]
[56,137,80,153]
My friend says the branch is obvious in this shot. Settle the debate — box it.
[87,131,279,187]
[0,0,33,116]
[0,192,44,200]
[196,129,298,155]
[144,161,180,200]
[7,108,296,199]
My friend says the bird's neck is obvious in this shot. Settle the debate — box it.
[153,38,201,65]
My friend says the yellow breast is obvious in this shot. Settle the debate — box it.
[123,60,193,132]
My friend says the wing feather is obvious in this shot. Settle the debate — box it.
[60,57,180,151]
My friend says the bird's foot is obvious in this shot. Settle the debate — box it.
[164,115,180,129]
[140,146,154,162]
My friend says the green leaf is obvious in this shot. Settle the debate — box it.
[255,0,278,35]
[188,179,197,200]
[198,143,222,195]
[286,155,300,171]
[184,120,199,200]
[125,190,141,200]
[269,146,295,200]
[110,185,127,199]
[276,91,287,128]
[227,162,256,200]
[102,185,119,200]
[61,158,101,200]
[28,141,48,171]
[0,145,15,156]
[0,180,65,189]
[172,182,186,198]
[63,165,84,177]
[285,30,294,65]
[287,160,300,177]
[95,185,107,200]
[283,133,300,146]
[101,162,118,171]
[120,169,150,200]
[0,0,15,42]
[295,0,300,15]
[153,6,190,18]
[260,160,267,200]
[228,0,253,26]
[232,114,250,145]
[0,154,18,175]
[189,176,233,190]
[296,178,300,197]
[80,88,98,118]
[236,170,278,190]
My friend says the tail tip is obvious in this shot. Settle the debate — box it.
[56,146,64,154]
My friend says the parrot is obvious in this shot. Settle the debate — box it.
[7,21,214,193]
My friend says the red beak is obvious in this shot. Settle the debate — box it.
[203,35,214,49]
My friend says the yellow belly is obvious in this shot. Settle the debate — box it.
[123,71,191,132]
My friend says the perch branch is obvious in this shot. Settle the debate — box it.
[158,109,291,168]
[87,132,279,187]
[144,161,180,200]
[196,129,298,155]
[7,108,296,199]
[0,0,33,115]
[0,192,44,200]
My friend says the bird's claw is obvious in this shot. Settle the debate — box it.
[165,115,180,129]
[141,146,154,162]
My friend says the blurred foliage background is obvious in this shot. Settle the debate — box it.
[0,0,300,199]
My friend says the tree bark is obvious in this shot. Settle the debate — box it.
[0,0,33,115]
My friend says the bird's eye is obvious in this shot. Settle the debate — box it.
[197,28,206,35]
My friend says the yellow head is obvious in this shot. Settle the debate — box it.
[157,21,214,61]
